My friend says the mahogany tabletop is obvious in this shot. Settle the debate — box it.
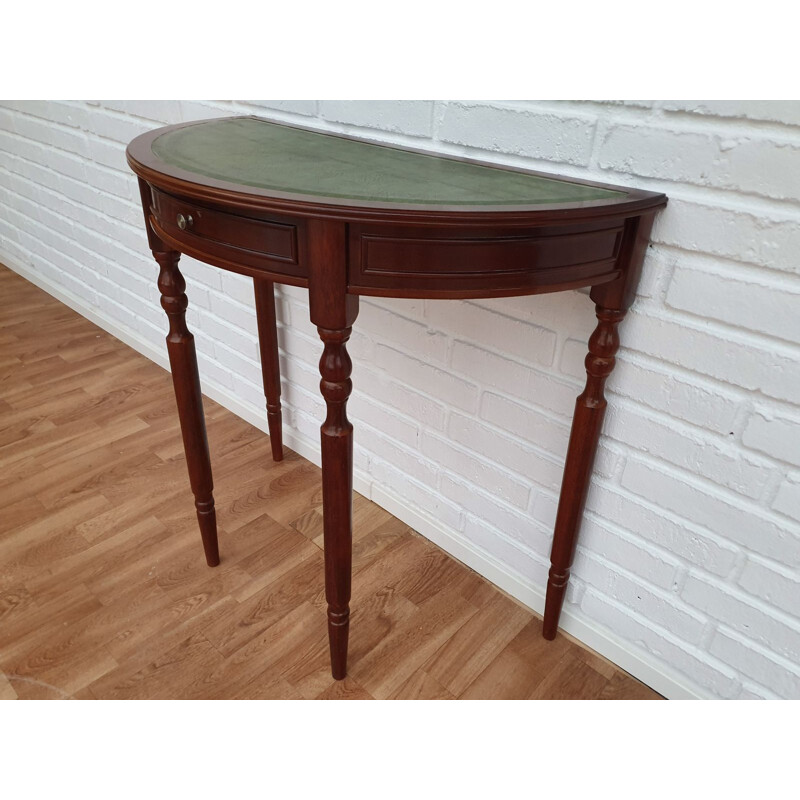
[127,115,665,220]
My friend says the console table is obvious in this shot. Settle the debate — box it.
[127,116,667,679]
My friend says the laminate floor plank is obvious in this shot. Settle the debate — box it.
[600,671,660,700]
[89,632,226,700]
[349,585,479,699]
[528,654,610,700]
[0,670,19,699]
[0,264,662,701]
[388,670,456,700]
[203,555,324,657]
[422,591,531,697]
[317,676,374,700]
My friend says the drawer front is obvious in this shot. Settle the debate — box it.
[348,221,624,296]
[150,188,306,278]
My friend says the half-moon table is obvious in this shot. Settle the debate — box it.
[127,116,667,679]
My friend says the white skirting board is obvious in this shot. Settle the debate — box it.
[3,252,710,700]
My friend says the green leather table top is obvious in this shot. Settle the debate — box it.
[151,117,624,207]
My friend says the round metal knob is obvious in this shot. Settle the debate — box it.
[176,213,193,230]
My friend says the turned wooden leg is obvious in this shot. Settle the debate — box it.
[155,250,219,567]
[254,278,284,461]
[317,325,355,679]
[542,304,625,639]
[306,217,359,680]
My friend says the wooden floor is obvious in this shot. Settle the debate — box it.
[0,264,661,700]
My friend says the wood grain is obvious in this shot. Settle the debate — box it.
[0,264,661,701]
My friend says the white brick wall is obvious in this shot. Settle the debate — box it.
[1,99,799,699]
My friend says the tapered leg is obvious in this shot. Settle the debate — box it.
[307,219,358,680]
[306,217,359,679]
[254,278,284,461]
[542,304,625,639]
[155,250,219,567]
[317,325,355,679]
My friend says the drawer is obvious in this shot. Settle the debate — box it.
[348,221,624,296]
[150,188,306,278]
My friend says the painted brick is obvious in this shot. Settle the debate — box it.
[661,100,800,126]
[357,363,447,431]
[320,100,434,138]
[736,683,780,700]
[427,299,557,367]
[207,292,259,339]
[4,100,89,129]
[84,134,129,173]
[420,431,531,509]
[200,312,259,363]
[277,325,323,369]
[462,513,550,587]
[371,343,480,414]
[597,124,720,186]
[369,457,464,533]
[12,112,90,157]
[216,271,258,307]
[682,573,800,661]
[586,484,739,577]
[559,337,590,380]
[196,352,235,391]
[722,138,800,202]
[623,310,800,404]
[87,109,153,145]
[83,159,137,200]
[709,628,800,698]
[6,132,89,184]
[180,256,222,291]
[577,555,707,642]
[473,290,597,343]
[232,372,272,415]
[447,411,564,492]
[581,589,742,698]
[214,339,262,388]
[653,199,800,276]
[598,123,800,201]
[244,100,318,117]
[178,101,233,122]
[349,395,420,449]
[667,263,800,343]
[738,555,800,618]
[357,299,448,364]
[439,474,551,557]
[281,379,323,421]
[594,441,626,480]
[604,402,772,499]
[479,392,570,457]
[772,478,800,524]
[100,100,182,124]
[621,458,800,566]
[574,517,680,590]
[360,425,436,483]
[451,341,578,418]
[439,101,597,166]
[742,409,800,468]
[607,356,741,436]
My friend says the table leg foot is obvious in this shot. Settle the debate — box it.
[327,607,350,680]
[196,500,220,567]
[543,568,569,639]
[155,250,220,568]
[543,304,625,638]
